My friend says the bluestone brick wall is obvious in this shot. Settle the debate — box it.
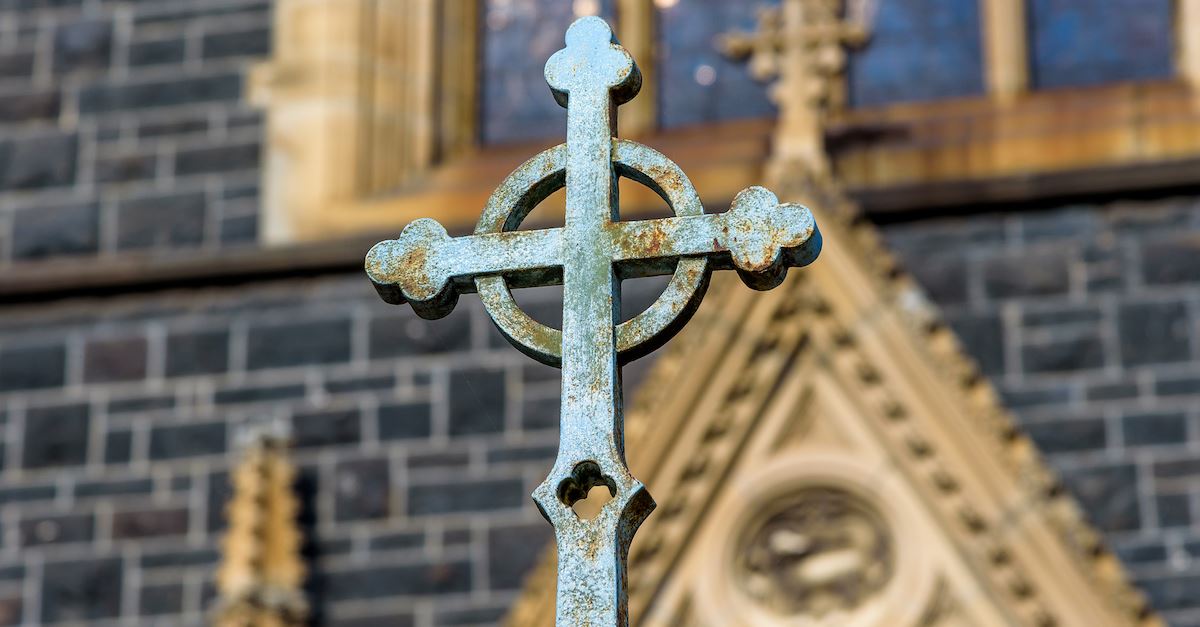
[884,197,1200,626]
[0,0,269,266]
[0,273,665,626]
[1,198,1199,625]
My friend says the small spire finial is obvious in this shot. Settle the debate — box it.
[720,0,870,187]
[214,430,307,627]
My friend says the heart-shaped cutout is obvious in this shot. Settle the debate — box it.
[557,461,617,520]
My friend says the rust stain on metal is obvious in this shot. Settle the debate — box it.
[364,16,822,627]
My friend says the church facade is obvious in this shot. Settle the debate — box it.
[0,1,1196,625]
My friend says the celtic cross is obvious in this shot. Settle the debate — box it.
[366,17,821,626]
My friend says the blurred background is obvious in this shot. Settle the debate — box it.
[0,0,1198,625]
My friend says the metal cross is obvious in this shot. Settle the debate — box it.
[366,17,821,626]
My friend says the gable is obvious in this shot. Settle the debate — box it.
[506,186,1160,626]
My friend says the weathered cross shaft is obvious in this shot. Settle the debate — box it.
[366,17,821,626]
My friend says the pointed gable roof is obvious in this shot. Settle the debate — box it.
[505,183,1161,626]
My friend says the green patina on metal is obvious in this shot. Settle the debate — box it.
[366,16,822,627]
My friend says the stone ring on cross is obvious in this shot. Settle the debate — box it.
[365,16,820,627]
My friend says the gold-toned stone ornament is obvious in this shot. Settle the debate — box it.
[214,427,308,627]
[720,0,871,184]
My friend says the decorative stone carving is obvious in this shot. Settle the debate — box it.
[214,425,307,627]
[503,177,1163,627]
[719,0,871,184]
[735,487,893,618]
[687,453,937,627]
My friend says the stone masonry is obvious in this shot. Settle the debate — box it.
[0,273,666,626]
[1,197,1199,625]
[0,0,268,265]
[884,197,1200,626]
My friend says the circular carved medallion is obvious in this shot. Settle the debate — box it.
[692,454,935,627]
[735,488,893,618]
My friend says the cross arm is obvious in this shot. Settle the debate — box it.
[610,186,821,290]
[614,183,820,289]
[366,218,564,319]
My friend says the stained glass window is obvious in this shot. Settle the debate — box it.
[846,0,984,107]
[1028,0,1173,90]
[657,0,777,129]
[481,0,617,145]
